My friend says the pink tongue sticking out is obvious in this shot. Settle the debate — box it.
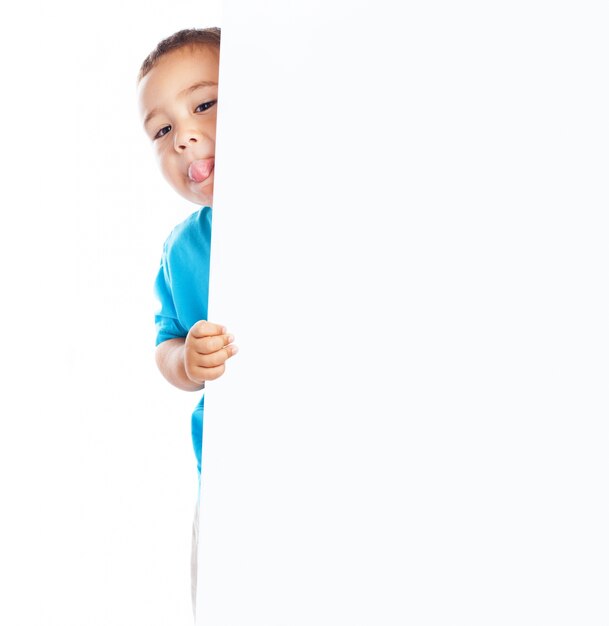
[188,158,215,183]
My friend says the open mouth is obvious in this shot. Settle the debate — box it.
[188,158,215,184]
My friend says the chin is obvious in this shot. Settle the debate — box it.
[194,193,213,207]
[180,185,213,207]
[195,185,214,207]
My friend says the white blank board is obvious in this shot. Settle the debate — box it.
[199,2,609,624]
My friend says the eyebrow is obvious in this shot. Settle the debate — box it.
[143,80,219,129]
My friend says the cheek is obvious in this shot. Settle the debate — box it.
[158,154,181,186]
[203,115,218,141]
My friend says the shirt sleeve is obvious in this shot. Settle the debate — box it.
[153,240,189,346]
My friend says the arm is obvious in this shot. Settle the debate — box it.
[156,337,203,392]
[155,320,238,392]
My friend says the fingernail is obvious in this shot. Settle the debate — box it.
[227,334,234,343]
[231,345,239,355]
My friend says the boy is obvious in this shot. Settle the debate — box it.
[137,27,237,617]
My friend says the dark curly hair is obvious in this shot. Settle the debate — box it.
[138,27,221,84]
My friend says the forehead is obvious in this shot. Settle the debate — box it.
[138,45,220,118]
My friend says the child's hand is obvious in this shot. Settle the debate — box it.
[184,320,238,384]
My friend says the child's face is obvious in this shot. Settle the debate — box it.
[139,45,219,207]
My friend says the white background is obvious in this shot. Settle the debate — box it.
[1,2,608,626]
[0,2,221,625]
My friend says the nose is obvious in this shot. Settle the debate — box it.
[174,127,202,152]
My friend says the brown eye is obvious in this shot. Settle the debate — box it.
[154,125,171,140]
[195,100,217,113]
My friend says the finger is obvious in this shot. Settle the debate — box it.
[194,344,238,368]
[192,333,235,355]
[189,320,227,339]
[192,363,226,381]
